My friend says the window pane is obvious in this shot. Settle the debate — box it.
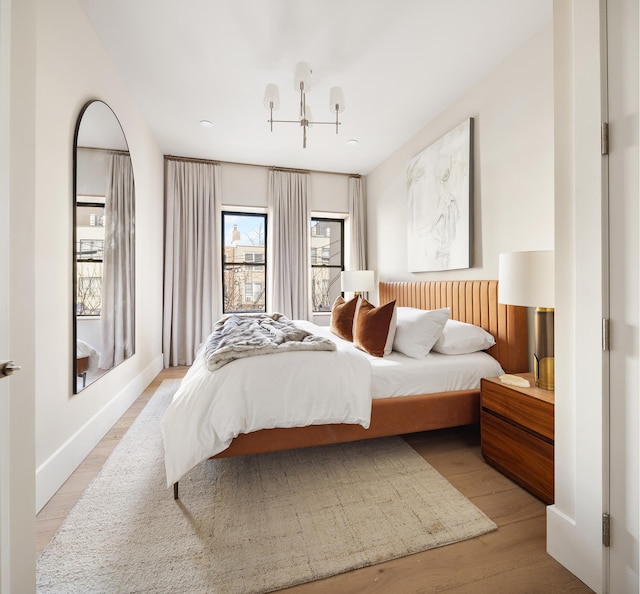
[77,239,104,261]
[310,218,344,313]
[311,266,341,312]
[310,220,342,266]
[76,262,103,316]
[76,203,105,317]
[223,212,267,313]
[224,214,265,257]
[224,264,266,312]
[76,205,105,227]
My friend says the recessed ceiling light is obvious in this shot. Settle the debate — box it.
[346,139,359,146]
[199,120,213,128]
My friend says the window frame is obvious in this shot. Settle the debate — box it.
[76,199,106,318]
[310,216,345,313]
[222,210,268,314]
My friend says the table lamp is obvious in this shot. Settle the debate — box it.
[498,251,554,390]
[341,270,376,297]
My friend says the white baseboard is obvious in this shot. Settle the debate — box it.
[35,354,164,513]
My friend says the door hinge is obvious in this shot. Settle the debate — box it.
[601,122,609,155]
[603,513,611,547]
[602,318,610,351]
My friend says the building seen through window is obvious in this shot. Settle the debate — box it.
[222,212,267,313]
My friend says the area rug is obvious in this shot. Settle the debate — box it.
[37,379,496,594]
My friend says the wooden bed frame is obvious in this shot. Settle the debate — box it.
[173,280,528,499]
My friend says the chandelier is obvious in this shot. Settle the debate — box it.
[263,62,345,148]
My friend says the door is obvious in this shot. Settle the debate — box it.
[0,1,11,589]
[0,0,10,582]
[0,90,8,588]
[0,0,36,591]
[0,124,10,593]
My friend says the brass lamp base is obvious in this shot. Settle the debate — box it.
[534,307,554,390]
[534,355,555,390]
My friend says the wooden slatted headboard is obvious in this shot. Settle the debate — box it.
[379,280,528,374]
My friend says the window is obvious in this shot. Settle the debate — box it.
[76,200,105,316]
[244,282,264,302]
[244,252,264,263]
[222,211,267,313]
[310,218,344,312]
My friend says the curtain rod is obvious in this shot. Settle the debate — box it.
[77,146,130,156]
[164,154,361,178]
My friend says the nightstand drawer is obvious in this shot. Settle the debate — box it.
[481,411,554,503]
[481,380,554,442]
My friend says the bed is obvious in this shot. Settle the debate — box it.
[76,339,99,388]
[165,280,528,498]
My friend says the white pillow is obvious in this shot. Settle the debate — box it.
[432,319,496,355]
[392,307,450,359]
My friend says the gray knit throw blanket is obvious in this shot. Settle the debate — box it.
[204,313,336,371]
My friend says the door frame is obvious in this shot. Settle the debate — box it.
[547,1,609,591]
[607,0,639,591]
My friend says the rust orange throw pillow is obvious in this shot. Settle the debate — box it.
[329,295,360,341]
[354,299,397,357]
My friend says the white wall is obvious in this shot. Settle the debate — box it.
[366,25,554,282]
[220,163,269,209]
[34,0,164,512]
[220,162,349,213]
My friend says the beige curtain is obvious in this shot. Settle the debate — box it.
[348,175,367,270]
[100,153,135,369]
[163,158,221,366]
[267,169,310,319]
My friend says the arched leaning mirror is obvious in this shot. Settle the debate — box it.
[73,100,135,394]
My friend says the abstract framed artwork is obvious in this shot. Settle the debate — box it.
[407,118,473,272]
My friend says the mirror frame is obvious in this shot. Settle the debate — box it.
[72,99,135,394]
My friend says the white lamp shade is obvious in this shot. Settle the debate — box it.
[498,250,554,307]
[263,84,280,110]
[293,61,312,92]
[329,86,345,113]
[341,270,376,293]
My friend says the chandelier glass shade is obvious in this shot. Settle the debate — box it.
[263,62,345,148]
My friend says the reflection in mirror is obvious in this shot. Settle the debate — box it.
[73,100,135,393]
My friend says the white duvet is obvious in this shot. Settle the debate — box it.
[161,330,372,486]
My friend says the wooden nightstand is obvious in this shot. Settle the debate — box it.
[480,373,554,504]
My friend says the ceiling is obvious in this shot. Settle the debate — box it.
[80,0,552,175]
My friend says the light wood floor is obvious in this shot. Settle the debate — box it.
[36,368,594,594]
